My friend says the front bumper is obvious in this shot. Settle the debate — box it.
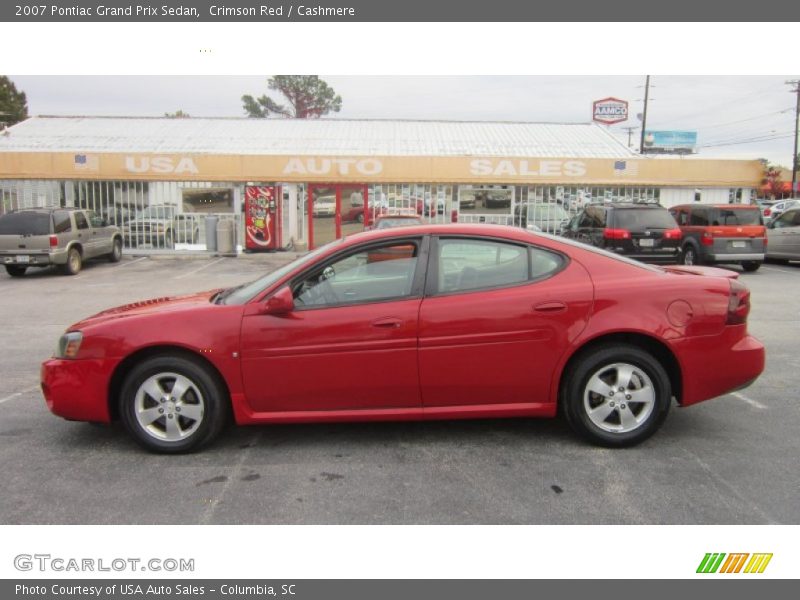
[41,357,118,422]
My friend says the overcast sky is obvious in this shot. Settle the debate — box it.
[9,75,799,167]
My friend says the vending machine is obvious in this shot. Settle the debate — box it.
[244,185,281,251]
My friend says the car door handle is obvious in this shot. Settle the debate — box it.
[371,317,403,329]
[534,301,567,313]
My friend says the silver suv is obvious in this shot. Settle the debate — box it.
[0,208,122,276]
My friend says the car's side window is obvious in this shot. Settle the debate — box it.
[773,211,796,228]
[293,241,420,309]
[52,210,72,234]
[437,238,529,294]
[577,210,592,228]
[74,212,89,230]
[690,208,708,226]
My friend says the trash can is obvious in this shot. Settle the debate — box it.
[205,216,219,252]
[216,219,236,255]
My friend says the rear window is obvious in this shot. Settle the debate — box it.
[0,211,51,235]
[612,208,676,230]
[710,208,762,226]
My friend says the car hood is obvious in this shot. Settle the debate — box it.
[71,289,221,329]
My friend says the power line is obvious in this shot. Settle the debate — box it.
[699,132,795,149]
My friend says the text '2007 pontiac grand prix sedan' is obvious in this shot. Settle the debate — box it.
[41,224,765,453]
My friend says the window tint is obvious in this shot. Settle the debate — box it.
[53,210,72,233]
[74,212,89,230]
[438,239,528,293]
[294,242,419,308]
[712,208,762,226]
[0,211,51,235]
[689,208,709,226]
[613,208,677,230]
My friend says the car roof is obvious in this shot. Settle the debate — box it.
[672,204,759,210]
[342,223,536,244]
[603,202,665,209]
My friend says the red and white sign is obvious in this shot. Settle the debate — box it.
[593,97,629,125]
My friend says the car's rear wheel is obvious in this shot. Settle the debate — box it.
[61,247,82,275]
[563,344,671,447]
[741,261,761,272]
[681,245,701,266]
[5,265,27,277]
[108,238,122,262]
[119,355,230,453]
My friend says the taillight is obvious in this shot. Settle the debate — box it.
[603,228,631,240]
[727,279,750,325]
[49,235,58,248]
[764,208,771,216]
[701,231,714,246]
[663,228,682,240]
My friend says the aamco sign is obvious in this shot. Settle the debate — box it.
[593,97,629,125]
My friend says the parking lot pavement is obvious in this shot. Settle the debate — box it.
[0,257,799,525]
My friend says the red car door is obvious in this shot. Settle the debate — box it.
[240,238,427,414]
[418,237,593,408]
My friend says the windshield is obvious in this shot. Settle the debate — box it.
[613,208,677,229]
[221,238,345,305]
[0,211,51,235]
[135,206,174,219]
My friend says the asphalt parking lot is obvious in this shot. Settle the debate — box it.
[0,253,798,525]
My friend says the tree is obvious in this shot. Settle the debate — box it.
[762,163,787,199]
[0,76,28,127]
[242,76,342,119]
[164,109,191,118]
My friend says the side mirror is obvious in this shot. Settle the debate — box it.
[263,286,294,315]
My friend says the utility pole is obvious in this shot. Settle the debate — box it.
[639,75,651,154]
[623,126,637,148]
[788,79,800,197]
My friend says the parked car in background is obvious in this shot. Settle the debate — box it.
[765,207,800,263]
[562,202,682,264]
[0,208,122,277]
[762,199,800,222]
[124,205,199,248]
[514,202,571,233]
[370,213,425,230]
[668,204,765,272]
[312,196,336,217]
[42,224,764,453]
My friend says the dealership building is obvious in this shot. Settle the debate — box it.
[0,116,765,253]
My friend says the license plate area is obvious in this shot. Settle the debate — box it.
[731,241,747,248]
[15,255,30,264]
[638,238,655,248]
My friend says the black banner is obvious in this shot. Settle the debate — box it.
[3,580,799,600]
[4,0,800,22]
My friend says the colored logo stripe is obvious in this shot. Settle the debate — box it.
[697,553,773,574]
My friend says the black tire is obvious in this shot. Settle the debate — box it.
[108,238,123,262]
[681,244,702,266]
[741,261,761,272]
[61,247,82,275]
[562,344,672,448]
[5,265,27,277]
[119,355,230,454]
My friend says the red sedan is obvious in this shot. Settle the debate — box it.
[41,224,765,453]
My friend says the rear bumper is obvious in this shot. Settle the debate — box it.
[673,330,765,407]
[707,253,764,262]
[2,249,68,266]
[41,357,117,422]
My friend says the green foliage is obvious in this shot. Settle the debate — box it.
[164,109,191,118]
[0,76,28,127]
[242,76,342,119]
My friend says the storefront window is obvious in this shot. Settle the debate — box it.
[182,188,234,213]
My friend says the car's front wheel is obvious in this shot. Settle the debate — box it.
[108,238,122,262]
[119,355,230,453]
[563,344,671,447]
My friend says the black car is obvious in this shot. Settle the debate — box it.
[562,202,682,263]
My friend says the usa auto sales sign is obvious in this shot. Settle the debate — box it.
[593,97,629,125]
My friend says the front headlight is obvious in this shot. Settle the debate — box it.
[55,332,83,359]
